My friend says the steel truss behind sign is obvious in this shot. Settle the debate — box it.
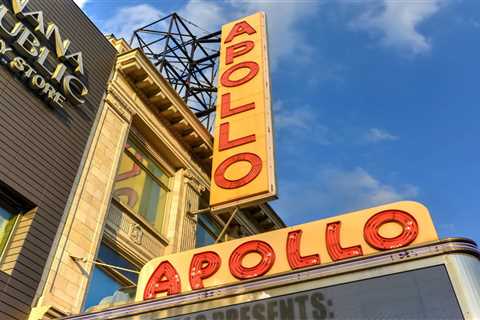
[130,13,220,131]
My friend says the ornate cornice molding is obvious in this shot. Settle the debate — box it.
[105,84,136,122]
[184,169,208,194]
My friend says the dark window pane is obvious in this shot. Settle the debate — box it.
[84,266,122,311]
[195,223,216,247]
[195,214,222,248]
[84,244,138,312]
[97,244,138,283]
[0,205,17,253]
[199,214,220,234]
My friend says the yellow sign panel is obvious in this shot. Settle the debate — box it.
[137,201,438,301]
[210,12,276,212]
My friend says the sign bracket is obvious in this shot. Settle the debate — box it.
[215,207,240,243]
[70,255,140,274]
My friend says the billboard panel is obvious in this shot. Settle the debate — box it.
[210,12,276,212]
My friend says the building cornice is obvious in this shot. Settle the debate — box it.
[115,48,213,172]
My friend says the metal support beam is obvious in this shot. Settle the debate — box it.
[215,207,240,244]
[130,13,221,131]
[70,256,140,274]
[188,207,211,216]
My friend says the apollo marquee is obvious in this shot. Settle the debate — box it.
[138,201,438,299]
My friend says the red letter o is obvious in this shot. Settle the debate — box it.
[229,240,275,279]
[220,61,259,87]
[364,210,419,250]
[214,153,262,189]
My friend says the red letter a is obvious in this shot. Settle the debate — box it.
[224,21,256,43]
[143,261,181,300]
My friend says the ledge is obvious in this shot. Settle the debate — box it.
[114,48,213,172]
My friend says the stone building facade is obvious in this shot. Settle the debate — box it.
[0,0,117,319]
[28,37,284,319]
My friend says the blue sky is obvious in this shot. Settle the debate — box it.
[77,0,480,242]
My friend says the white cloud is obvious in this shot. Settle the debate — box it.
[274,105,399,147]
[232,1,317,69]
[274,101,315,130]
[177,0,317,69]
[365,128,398,143]
[179,0,229,33]
[322,167,418,206]
[100,1,316,69]
[272,167,418,224]
[274,101,331,145]
[352,0,445,54]
[73,0,87,8]
[103,4,164,40]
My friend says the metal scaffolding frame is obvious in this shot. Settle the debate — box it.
[130,13,221,131]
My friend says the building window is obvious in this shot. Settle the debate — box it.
[113,139,170,233]
[0,185,30,258]
[196,214,223,248]
[84,243,138,312]
[0,203,19,255]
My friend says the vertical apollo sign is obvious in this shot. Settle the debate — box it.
[210,12,277,212]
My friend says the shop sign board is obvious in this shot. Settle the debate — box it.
[210,12,277,212]
[0,0,88,108]
[137,201,438,301]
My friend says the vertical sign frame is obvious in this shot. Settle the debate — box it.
[210,12,277,212]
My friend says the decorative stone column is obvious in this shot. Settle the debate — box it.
[29,74,135,318]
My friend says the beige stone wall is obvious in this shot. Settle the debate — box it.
[29,70,210,319]
[29,39,212,318]
[26,37,285,320]
[178,170,208,252]
[29,75,134,318]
